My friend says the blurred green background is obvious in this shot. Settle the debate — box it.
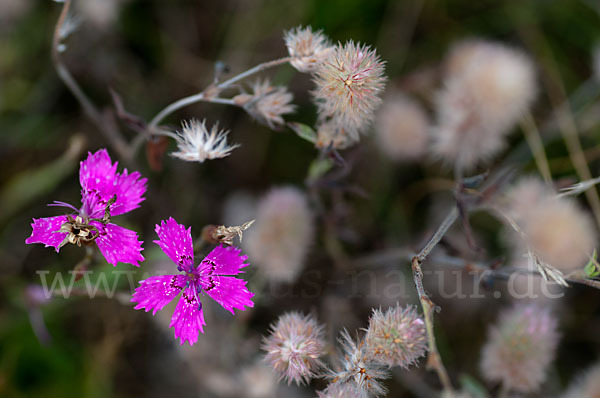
[2,0,600,397]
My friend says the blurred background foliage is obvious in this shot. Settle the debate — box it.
[2,0,600,397]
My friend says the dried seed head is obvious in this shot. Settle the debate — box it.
[312,41,386,147]
[261,312,326,385]
[171,119,239,162]
[375,93,430,161]
[364,304,427,368]
[238,79,295,129]
[285,26,333,73]
[329,330,390,398]
[244,187,314,283]
[431,39,536,171]
[480,303,559,393]
[504,177,597,273]
[317,382,362,398]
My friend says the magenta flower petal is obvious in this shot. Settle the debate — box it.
[154,217,195,271]
[25,216,69,252]
[170,285,206,345]
[131,274,187,315]
[198,244,249,276]
[79,149,147,217]
[93,222,144,267]
[200,275,254,314]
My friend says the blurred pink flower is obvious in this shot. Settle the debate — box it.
[25,149,146,267]
[131,217,254,345]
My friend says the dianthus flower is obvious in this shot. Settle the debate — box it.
[25,149,146,267]
[131,217,254,345]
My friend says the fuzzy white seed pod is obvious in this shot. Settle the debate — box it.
[317,382,362,398]
[244,187,314,283]
[364,304,427,368]
[284,26,332,73]
[235,79,295,129]
[504,177,597,273]
[261,312,326,385]
[171,119,239,162]
[480,303,559,393]
[312,40,386,148]
[328,330,390,398]
[375,93,429,161]
[431,39,537,171]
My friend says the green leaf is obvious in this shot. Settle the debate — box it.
[308,158,334,181]
[584,248,600,278]
[459,374,489,398]
[288,122,317,144]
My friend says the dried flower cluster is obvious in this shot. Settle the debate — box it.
[503,177,597,273]
[375,92,430,161]
[172,119,239,162]
[480,304,559,393]
[328,329,391,398]
[364,304,427,368]
[432,39,537,172]
[313,40,386,149]
[261,312,326,385]
[235,79,295,129]
[245,187,314,283]
[285,26,332,73]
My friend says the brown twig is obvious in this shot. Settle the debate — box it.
[410,207,458,394]
[51,0,132,164]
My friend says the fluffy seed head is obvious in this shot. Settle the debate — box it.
[172,119,239,162]
[261,312,326,385]
[244,187,314,283]
[375,93,430,161]
[562,362,600,398]
[480,303,559,393]
[235,79,295,129]
[431,39,536,171]
[329,330,390,398]
[317,383,362,398]
[312,41,386,146]
[504,177,597,273]
[285,26,332,73]
[364,304,427,368]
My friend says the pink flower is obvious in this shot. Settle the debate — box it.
[25,149,146,267]
[131,218,254,345]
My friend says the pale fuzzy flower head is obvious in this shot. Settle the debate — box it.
[261,312,326,385]
[562,362,600,398]
[480,303,559,393]
[329,330,390,398]
[317,382,362,398]
[364,304,427,368]
[315,119,357,150]
[504,177,597,273]
[431,40,536,171]
[244,187,314,283]
[313,41,386,142]
[285,26,332,73]
[236,79,295,129]
[240,362,278,398]
[172,119,239,162]
[375,93,430,161]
